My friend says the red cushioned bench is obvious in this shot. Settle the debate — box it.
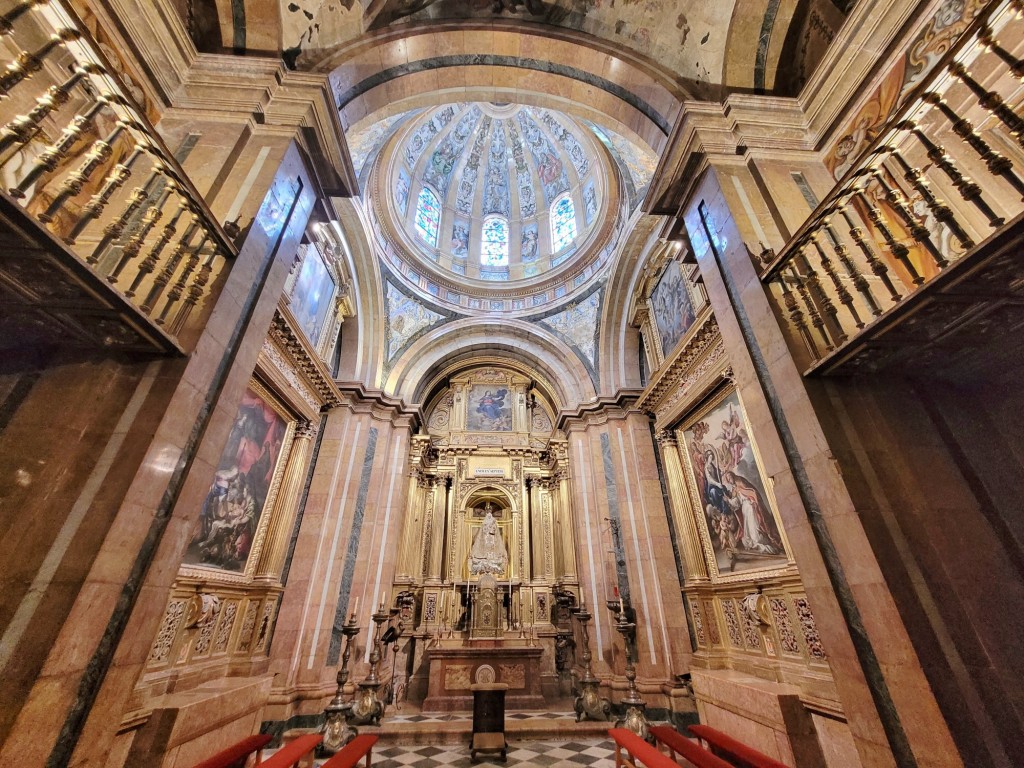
[321,734,379,768]
[608,728,679,768]
[191,734,273,768]
[649,725,734,768]
[259,733,323,768]
[688,725,789,768]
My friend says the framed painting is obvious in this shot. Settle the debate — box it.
[184,382,294,575]
[290,244,336,349]
[679,389,789,577]
[466,384,512,431]
[650,259,696,358]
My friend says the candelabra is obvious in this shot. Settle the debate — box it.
[573,600,611,722]
[609,599,651,741]
[347,602,388,726]
[321,612,361,754]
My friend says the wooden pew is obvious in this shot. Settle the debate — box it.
[649,725,733,768]
[608,728,682,768]
[190,734,273,768]
[259,733,323,768]
[321,734,379,768]
[688,725,789,768]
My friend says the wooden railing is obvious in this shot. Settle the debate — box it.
[761,0,1024,372]
[0,0,234,343]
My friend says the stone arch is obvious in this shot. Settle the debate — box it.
[386,318,597,407]
[319,24,687,156]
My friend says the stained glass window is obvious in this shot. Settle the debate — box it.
[481,216,509,266]
[551,195,577,251]
[414,187,440,247]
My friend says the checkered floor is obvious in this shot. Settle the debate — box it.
[367,739,616,768]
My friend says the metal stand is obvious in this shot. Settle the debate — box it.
[348,602,388,726]
[573,600,611,722]
[321,612,361,754]
[610,600,651,741]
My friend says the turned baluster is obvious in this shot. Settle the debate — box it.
[107,186,172,284]
[790,265,833,352]
[157,233,207,325]
[0,0,51,37]
[125,199,188,298]
[852,186,924,285]
[0,28,80,97]
[38,122,129,223]
[796,243,845,344]
[809,230,862,330]
[777,270,820,359]
[915,99,1024,201]
[89,165,163,263]
[823,216,881,318]
[979,26,1024,80]
[66,146,144,244]
[885,147,974,251]
[9,99,108,198]
[170,241,219,333]
[141,214,200,313]
[0,65,98,154]
[868,166,948,269]
[947,62,1024,147]
[834,204,901,306]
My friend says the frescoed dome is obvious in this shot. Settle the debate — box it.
[383,103,608,283]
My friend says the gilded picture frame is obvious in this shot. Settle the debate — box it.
[181,379,296,583]
[677,386,791,582]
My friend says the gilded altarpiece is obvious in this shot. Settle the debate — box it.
[395,365,580,706]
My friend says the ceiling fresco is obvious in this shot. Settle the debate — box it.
[189,0,854,96]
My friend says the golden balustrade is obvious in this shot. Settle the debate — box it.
[762,0,1024,372]
[0,0,235,347]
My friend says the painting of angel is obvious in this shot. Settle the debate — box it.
[651,259,696,357]
[682,390,787,575]
[467,385,512,431]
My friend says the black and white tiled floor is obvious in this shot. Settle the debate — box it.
[368,739,616,768]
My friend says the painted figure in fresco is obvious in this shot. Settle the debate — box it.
[451,223,470,258]
[722,470,782,555]
[584,183,598,222]
[476,388,508,422]
[469,506,509,575]
[718,403,747,472]
[521,226,539,262]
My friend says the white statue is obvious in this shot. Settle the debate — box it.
[469,505,509,575]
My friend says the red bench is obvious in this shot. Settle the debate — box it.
[688,725,789,768]
[191,734,273,768]
[649,725,734,768]
[260,733,323,768]
[608,728,680,768]
[321,734,379,768]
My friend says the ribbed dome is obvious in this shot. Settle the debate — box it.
[388,103,606,282]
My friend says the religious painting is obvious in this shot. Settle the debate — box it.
[521,223,539,263]
[290,245,336,348]
[451,219,470,258]
[681,390,788,576]
[466,384,512,431]
[651,259,696,358]
[184,384,291,573]
[583,180,598,225]
[395,167,411,215]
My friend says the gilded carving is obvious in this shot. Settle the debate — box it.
[213,600,238,654]
[794,597,827,660]
[689,599,705,647]
[769,597,800,655]
[236,601,259,653]
[148,599,186,664]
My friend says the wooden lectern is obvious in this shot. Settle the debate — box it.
[469,683,508,762]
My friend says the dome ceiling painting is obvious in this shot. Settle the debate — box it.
[359,102,652,314]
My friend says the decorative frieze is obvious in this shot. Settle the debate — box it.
[721,599,743,648]
[794,597,827,660]
[148,599,186,664]
[269,309,343,407]
[769,597,800,655]
[690,599,706,646]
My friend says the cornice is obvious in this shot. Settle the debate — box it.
[555,388,645,431]
[334,380,423,429]
[268,307,343,408]
[635,312,727,425]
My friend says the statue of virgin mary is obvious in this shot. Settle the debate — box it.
[469,505,509,575]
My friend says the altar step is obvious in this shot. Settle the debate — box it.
[364,711,612,746]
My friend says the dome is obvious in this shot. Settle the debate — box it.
[381,103,610,284]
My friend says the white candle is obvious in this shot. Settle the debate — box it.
[353,596,360,615]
